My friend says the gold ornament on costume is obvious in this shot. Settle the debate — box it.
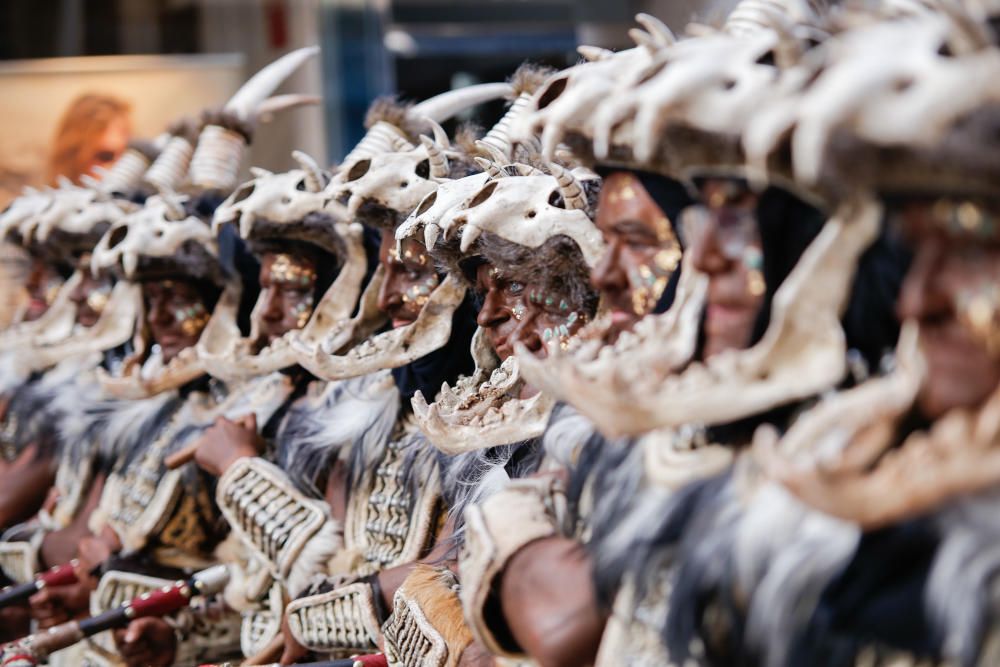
[174,301,210,337]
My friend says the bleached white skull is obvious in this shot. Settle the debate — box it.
[213,151,333,242]
[0,188,54,244]
[395,172,491,252]
[453,164,605,266]
[330,127,454,224]
[508,15,672,162]
[745,12,1000,190]
[91,194,219,281]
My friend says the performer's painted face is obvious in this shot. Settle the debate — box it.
[592,172,682,343]
[475,263,588,361]
[23,258,65,322]
[143,279,210,363]
[69,263,113,328]
[378,234,439,329]
[896,199,1000,419]
[686,178,766,360]
[257,252,317,345]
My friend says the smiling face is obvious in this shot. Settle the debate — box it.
[377,234,440,329]
[23,258,65,322]
[69,263,113,328]
[896,200,1000,419]
[591,172,682,343]
[142,279,210,363]
[475,263,588,362]
[257,252,318,346]
[686,178,766,360]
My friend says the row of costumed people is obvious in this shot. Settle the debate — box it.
[0,0,999,665]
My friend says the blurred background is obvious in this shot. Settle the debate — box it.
[0,0,738,204]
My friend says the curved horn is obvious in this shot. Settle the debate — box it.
[392,134,416,152]
[635,13,676,47]
[548,163,587,210]
[257,94,323,122]
[578,45,615,62]
[480,91,534,160]
[426,119,451,149]
[292,150,327,192]
[411,82,512,123]
[473,156,504,179]
[420,136,450,179]
[225,46,320,121]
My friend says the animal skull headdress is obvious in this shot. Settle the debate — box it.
[0,178,140,355]
[294,82,515,380]
[744,8,1000,531]
[404,154,604,454]
[515,5,883,438]
[90,194,228,398]
[198,150,369,381]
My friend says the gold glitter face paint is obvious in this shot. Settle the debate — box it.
[269,253,318,286]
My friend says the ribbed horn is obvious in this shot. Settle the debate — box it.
[144,136,194,193]
[480,92,534,160]
[163,194,187,221]
[420,136,450,179]
[225,46,320,121]
[547,163,586,210]
[292,150,327,192]
[473,157,504,179]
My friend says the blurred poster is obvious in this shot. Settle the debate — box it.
[0,53,245,207]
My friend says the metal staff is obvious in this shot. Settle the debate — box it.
[0,564,229,663]
[0,561,78,610]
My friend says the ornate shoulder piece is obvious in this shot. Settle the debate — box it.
[458,476,566,658]
[286,578,383,657]
[216,457,342,595]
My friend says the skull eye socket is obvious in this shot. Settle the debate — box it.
[296,178,307,191]
[233,183,255,203]
[415,191,437,217]
[468,181,498,208]
[346,159,371,182]
[548,189,565,209]
[537,76,568,110]
[415,159,430,179]
[107,225,129,249]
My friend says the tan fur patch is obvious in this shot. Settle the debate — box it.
[399,564,474,662]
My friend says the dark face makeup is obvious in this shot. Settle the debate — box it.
[686,178,767,360]
[591,172,682,343]
[257,252,318,345]
[377,234,440,329]
[475,263,588,362]
[69,260,113,328]
[23,258,65,322]
[896,200,1000,419]
[142,279,210,364]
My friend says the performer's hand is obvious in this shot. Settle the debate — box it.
[28,582,91,629]
[0,603,31,642]
[113,617,177,667]
[193,414,261,477]
[279,612,310,665]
